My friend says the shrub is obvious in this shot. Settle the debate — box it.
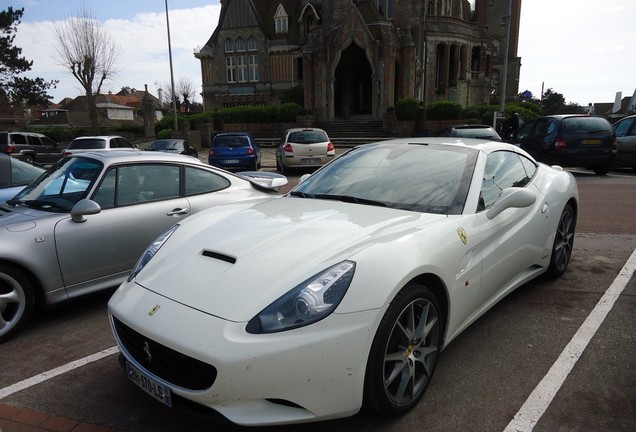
[395,98,420,120]
[426,101,463,120]
[157,128,172,139]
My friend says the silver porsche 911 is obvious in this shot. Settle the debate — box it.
[0,150,286,343]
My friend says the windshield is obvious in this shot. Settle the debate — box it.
[292,143,478,215]
[69,138,106,149]
[9,157,103,212]
[213,135,249,148]
[149,140,178,150]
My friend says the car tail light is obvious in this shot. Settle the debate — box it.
[247,147,254,155]
[611,136,617,150]
[63,150,72,156]
[283,143,294,153]
[327,142,335,151]
[209,148,216,156]
[555,138,567,150]
[6,145,15,153]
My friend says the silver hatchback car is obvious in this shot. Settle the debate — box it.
[276,127,335,173]
[0,151,287,342]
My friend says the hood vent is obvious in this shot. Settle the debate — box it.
[202,250,236,264]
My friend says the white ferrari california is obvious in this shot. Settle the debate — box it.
[108,137,578,426]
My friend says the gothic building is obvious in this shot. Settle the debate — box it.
[195,0,522,121]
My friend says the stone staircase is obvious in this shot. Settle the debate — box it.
[313,119,391,147]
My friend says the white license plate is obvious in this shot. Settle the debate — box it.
[224,159,239,164]
[126,361,173,407]
[301,158,321,165]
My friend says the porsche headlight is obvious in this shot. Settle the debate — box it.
[127,224,179,282]
[246,261,356,334]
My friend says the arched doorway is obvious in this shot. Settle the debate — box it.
[334,43,373,118]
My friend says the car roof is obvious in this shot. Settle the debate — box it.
[368,137,528,155]
[72,135,124,140]
[67,150,204,165]
[285,127,327,133]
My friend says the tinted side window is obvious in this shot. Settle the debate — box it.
[614,117,636,137]
[185,167,230,195]
[116,138,134,149]
[480,151,532,211]
[10,133,27,144]
[40,136,57,147]
[27,135,42,146]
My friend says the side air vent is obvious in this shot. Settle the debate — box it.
[201,250,236,264]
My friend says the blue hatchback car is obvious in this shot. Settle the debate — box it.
[208,132,261,171]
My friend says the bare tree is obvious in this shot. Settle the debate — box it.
[54,8,119,133]
[161,77,197,113]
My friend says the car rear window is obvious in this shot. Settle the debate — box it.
[562,117,612,135]
[288,130,329,144]
[213,135,249,147]
[69,139,106,149]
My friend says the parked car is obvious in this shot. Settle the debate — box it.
[0,131,62,165]
[516,115,616,175]
[208,132,261,170]
[146,139,198,158]
[0,150,287,343]
[438,124,502,141]
[63,135,136,156]
[613,114,636,169]
[276,127,335,173]
[109,138,578,426]
[0,153,46,202]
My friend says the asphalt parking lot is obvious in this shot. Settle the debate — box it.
[0,149,634,432]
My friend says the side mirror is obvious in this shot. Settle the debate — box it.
[70,199,102,223]
[486,187,536,219]
[298,173,312,184]
[239,171,288,190]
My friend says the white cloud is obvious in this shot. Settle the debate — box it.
[14,5,221,103]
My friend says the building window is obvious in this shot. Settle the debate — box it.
[377,0,395,19]
[275,4,288,33]
[224,38,235,53]
[248,36,258,51]
[237,55,247,83]
[236,37,246,52]
[226,56,236,83]
[249,55,259,81]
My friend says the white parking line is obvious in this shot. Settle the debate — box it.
[0,346,119,400]
[504,248,636,432]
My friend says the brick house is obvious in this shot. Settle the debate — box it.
[195,0,521,121]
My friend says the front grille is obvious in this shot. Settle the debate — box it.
[113,317,217,391]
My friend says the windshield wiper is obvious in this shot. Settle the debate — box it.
[8,199,68,211]
[289,191,315,198]
[313,194,388,207]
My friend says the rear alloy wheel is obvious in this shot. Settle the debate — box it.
[364,283,442,417]
[0,266,35,343]
[546,203,575,278]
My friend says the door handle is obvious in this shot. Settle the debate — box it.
[167,208,189,216]
[542,202,549,214]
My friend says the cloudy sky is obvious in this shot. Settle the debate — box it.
[7,0,636,106]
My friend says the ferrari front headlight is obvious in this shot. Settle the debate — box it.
[127,224,179,282]
[246,261,356,334]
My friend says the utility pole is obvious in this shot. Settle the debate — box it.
[165,0,179,132]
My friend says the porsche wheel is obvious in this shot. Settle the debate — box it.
[546,203,575,278]
[364,283,442,417]
[0,266,35,343]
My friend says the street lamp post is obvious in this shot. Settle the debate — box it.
[165,0,178,132]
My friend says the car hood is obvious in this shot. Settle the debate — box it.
[0,203,55,229]
[134,197,446,321]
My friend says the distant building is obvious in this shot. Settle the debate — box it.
[195,0,522,120]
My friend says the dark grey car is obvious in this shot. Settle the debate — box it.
[0,131,62,165]
[613,115,636,169]
[516,115,616,175]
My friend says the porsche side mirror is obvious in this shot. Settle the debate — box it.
[486,187,536,219]
[299,173,312,184]
[70,199,102,223]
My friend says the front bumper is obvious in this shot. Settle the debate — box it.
[108,282,383,426]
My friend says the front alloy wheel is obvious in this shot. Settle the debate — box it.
[364,283,441,416]
[0,266,35,343]
[546,203,575,278]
